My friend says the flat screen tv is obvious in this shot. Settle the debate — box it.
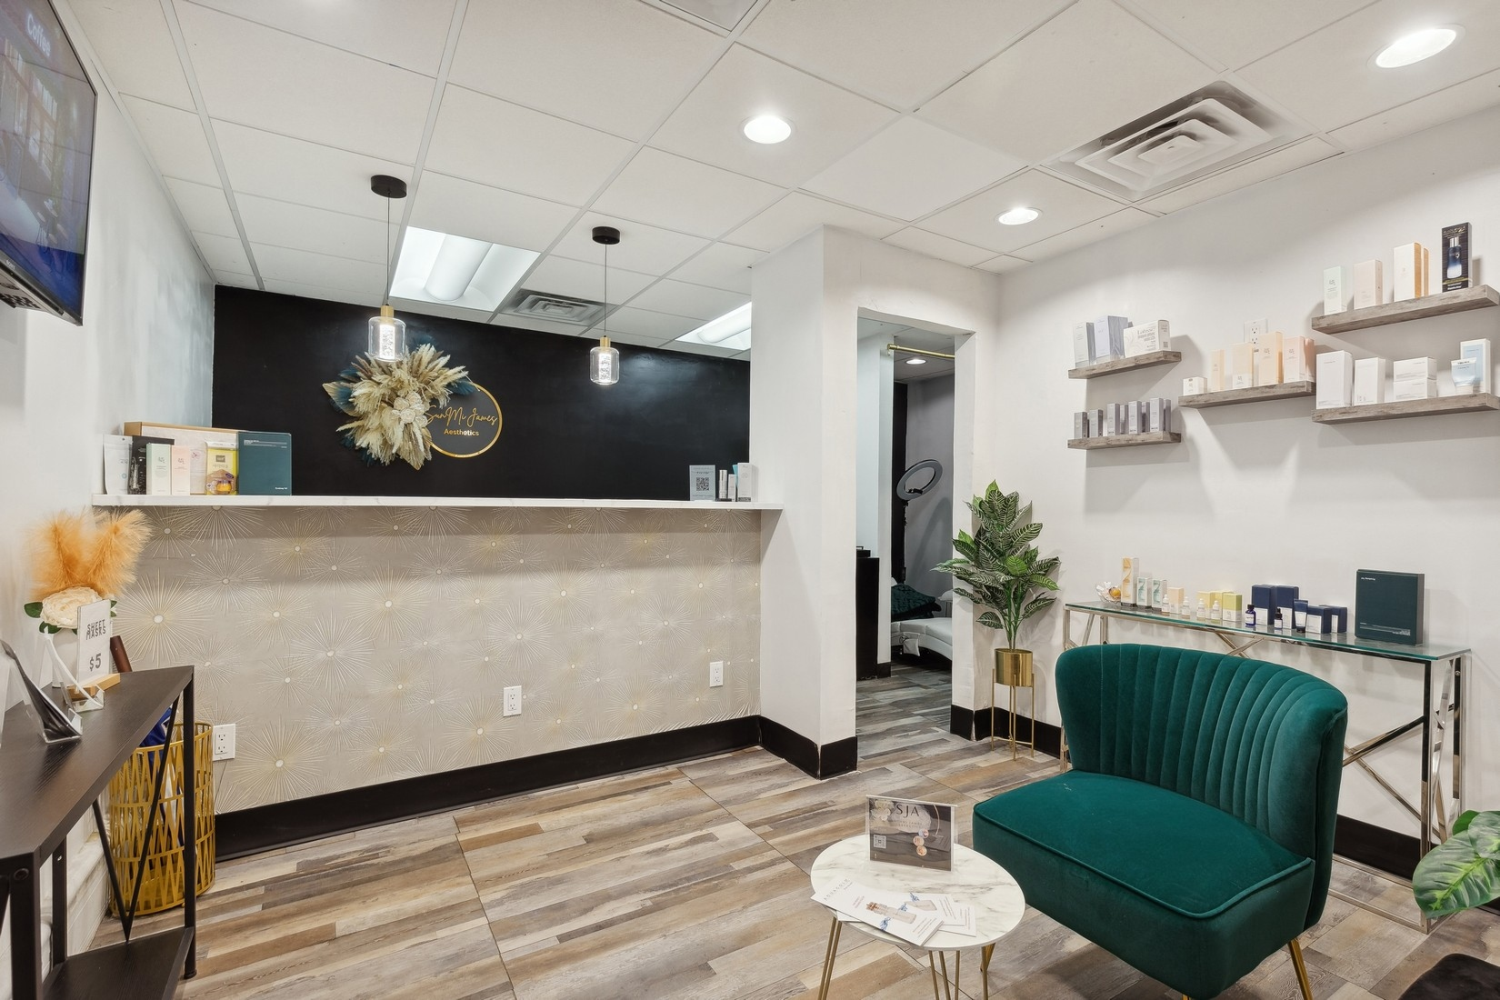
[0,0,94,323]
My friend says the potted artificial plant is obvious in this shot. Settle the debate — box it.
[936,482,1060,718]
[1405,809,1500,994]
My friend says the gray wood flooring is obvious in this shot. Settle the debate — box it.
[98,661,1499,999]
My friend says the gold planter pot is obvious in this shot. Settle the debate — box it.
[992,648,1036,758]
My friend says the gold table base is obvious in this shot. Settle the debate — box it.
[817,915,995,1000]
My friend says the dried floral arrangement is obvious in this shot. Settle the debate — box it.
[323,342,475,470]
[24,509,151,633]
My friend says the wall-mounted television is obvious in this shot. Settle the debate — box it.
[0,0,94,324]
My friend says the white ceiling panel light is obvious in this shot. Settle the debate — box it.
[1046,83,1300,202]
[657,0,759,31]
[675,303,751,352]
[391,227,539,313]
[1375,27,1460,68]
[743,114,792,144]
[997,207,1040,225]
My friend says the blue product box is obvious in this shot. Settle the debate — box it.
[1305,605,1333,634]
[1327,605,1348,633]
[1251,584,1274,623]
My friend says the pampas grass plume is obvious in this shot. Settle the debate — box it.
[28,509,151,600]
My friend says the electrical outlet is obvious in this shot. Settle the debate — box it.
[503,685,522,716]
[212,723,236,761]
[709,661,724,688]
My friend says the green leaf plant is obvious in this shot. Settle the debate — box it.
[1413,809,1500,919]
[934,482,1060,651]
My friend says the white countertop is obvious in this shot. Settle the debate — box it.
[93,494,781,511]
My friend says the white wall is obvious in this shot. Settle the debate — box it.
[989,106,1500,833]
[0,89,213,695]
[903,375,955,599]
[753,228,1002,749]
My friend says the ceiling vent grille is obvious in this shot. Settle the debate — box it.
[1048,83,1302,201]
[498,290,606,326]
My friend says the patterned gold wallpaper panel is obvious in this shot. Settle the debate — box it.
[113,504,762,812]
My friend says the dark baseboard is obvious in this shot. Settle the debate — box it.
[858,659,893,680]
[820,736,858,777]
[953,704,1064,759]
[218,716,759,860]
[950,704,975,739]
[1333,813,1500,916]
[758,716,858,779]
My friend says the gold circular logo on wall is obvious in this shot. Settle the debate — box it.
[431,383,502,459]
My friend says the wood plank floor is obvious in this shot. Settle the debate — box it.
[99,660,1500,999]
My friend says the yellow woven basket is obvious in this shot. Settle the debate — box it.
[106,722,215,916]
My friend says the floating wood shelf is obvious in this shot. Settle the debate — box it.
[1311,285,1499,334]
[1068,431,1182,450]
[1178,380,1316,409]
[1312,393,1500,424]
[1068,350,1182,379]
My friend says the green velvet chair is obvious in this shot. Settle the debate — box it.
[973,644,1348,999]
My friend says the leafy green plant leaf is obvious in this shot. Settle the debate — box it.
[23,602,42,618]
[1453,810,1479,836]
[1413,811,1500,917]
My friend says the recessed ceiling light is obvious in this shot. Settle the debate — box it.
[743,115,792,144]
[1375,27,1458,68]
[997,207,1040,226]
[391,227,538,312]
[676,303,751,351]
[905,357,927,366]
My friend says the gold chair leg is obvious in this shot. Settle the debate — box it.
[817,916,841,1000]
[1288,938,1314,1000]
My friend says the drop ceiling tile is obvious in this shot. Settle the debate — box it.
[187,0,457,75]
[667,242,764,293]
[164,178,237,238]
[589,329,675,348]
[491,312,590,336]
[803,117,1025,222]
[70,0,194,108]
[1239,0,1500,132]
[1009,208,1156,261]
[523,256,657,304]
[1329,68,1500,150]
[177,4,434,163]
[600,306,702,341]
[1139,138,1340,214]
[409,172,578,251]
[449,0,720,140]
[918,0,1216,162]
[1127,0,1372,69]
[388,299,494,323]
[740,0,1070,109]
[424,86,635,206]
[626,279,747,321]
[882,228,995,267]
[121,96,220,186]
[725,192,902,252]
[592,148,784,238]
[215,271,259,289]
[550,214,709,276]
[976,255,1031,273]
[917,170,1122,254]
[212,121,411,219]
[193,232,251,272]
[251,243,386,293]
[663,340,743,359]
[649,44,898,187]
[263,278,381,308]
[236,194,388,263]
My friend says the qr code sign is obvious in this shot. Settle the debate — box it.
[694,474,711,492]
[872,834,886,849]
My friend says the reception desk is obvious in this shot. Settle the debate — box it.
[94,495,776,826]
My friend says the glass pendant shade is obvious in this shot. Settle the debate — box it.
[589,336,619,386]
[368,304,407,361]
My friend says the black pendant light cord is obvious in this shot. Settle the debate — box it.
[603,241,608,340]
[384,196,391,306]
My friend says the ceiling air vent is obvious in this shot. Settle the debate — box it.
[498,290,606,326]
[1048,83,1303,201]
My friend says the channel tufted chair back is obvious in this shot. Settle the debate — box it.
[1057,643,1348,927]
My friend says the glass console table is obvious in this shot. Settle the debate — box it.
[1062,601,1466,932]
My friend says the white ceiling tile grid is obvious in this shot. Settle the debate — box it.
[66,0,1500,356]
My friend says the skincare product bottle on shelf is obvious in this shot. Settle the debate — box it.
[1272,609,1285,631]
[1244,606,1256,628]
[1195,598,1207,621]
[1293,600,1308,632]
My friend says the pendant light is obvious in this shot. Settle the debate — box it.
[589,225,621,386]
[368,174,409,361]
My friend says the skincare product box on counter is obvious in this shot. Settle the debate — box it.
[1209,350,1224,392]
[1323,266,1347,315]
[1182,376,1207,395]
[1355,569,1424,645]
[1123,320,1169,357]
[119,421,242,495]
[1393,242,1428,302]
[1305,605,1348,635]
[1255,331,1283,387]
[1353,260,1383,310]
[1315,351,1354,409]
[1073,412,1088,439]
[1392,357,1438,401]
[1121,558,1138,606]
[1459,339,1491,394]
[1352,357,1387,406]
[237,431,292,496]
[1282,336,1316,383]
[1442,223,1471,292]
[734,462,757,501]
[1072,322,1095,367]
[1092,315,1130,361]
[1229,343,1255,390]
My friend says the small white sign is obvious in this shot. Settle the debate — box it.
[76,599,112,685]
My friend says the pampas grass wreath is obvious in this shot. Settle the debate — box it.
[28,508,151,601]
[323,343,473,470]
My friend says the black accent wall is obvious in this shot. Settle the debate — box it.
[212,287,749,499]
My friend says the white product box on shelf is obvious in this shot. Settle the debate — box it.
[1323,266,1346,315]
[1352,357,1387,406]
[1315,351,1354,409]
[1123,320,1169,357]
[1353,260,1383,309]
[1072,323,1094,367]
[1459,339,1491,394]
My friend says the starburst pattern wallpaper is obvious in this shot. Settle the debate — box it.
[113,505,762,812]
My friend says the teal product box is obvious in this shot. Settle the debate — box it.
[1355,570,1422,645]
[237,431,292,495]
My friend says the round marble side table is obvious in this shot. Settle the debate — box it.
[809,835,1025,1000]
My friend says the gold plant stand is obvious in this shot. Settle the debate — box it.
[991,649,1035,759]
